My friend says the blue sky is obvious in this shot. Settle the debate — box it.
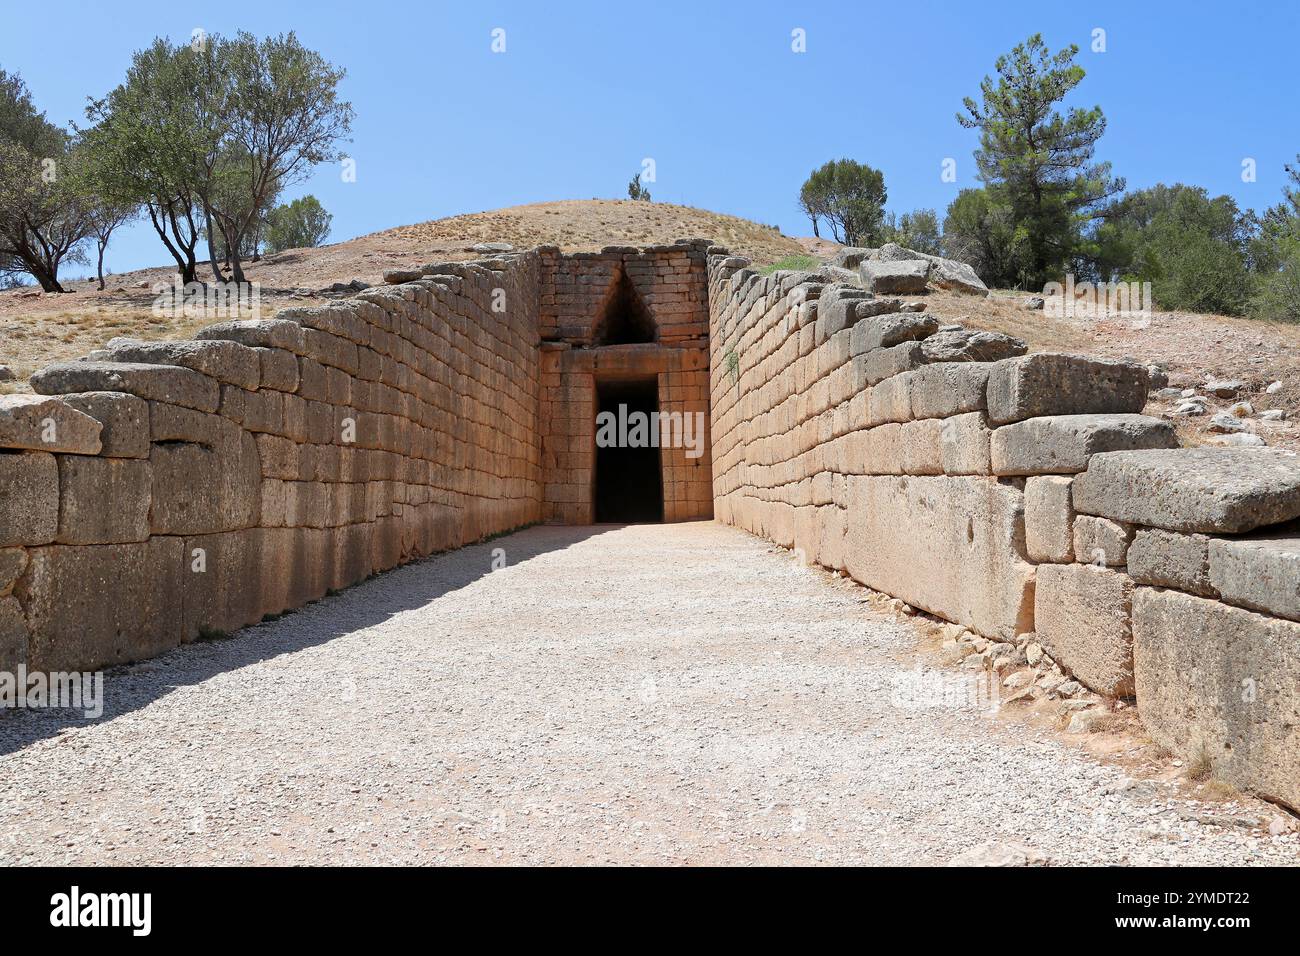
[3,0,1297,275]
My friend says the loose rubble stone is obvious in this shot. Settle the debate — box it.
[859,258,930,294]
[920,329,1027,363]
[1202,378,1244,398]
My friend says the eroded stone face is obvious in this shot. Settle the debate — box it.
[990,414,1177,476]
[843,474,1035,640]
[1072,447,1300,534]
[985,353,1150,426]
[1034,564,1135,697]
[1133,587,1300,811]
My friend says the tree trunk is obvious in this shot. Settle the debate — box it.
[96,239,107,291]
[204,207,226,283]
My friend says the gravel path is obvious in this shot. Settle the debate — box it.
[1,521,1296,866]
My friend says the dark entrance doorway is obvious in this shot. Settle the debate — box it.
[594,377,664,523]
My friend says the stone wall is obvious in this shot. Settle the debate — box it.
[707,249,1300,810]
[1,253,546,673]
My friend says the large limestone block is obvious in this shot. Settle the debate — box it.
[31,362,220,414]
[991,414,1177,476]
[843,475,1035,639]
[1035,563,1135,697]
[56,456,151,544]
[875,242,989,296]
[60,392,149,458]
[986,354,1150,425]
[850,313,939,356]
[901,419,943,475]
[182,530,263,638]
[853,341,926,389]
[0,451,58,547]
[0,595,26,673]
[1208,531,1300,622]
[939,412,992,475]
[909,363,994,419]
[1072,515,1133,567]
[1072,448,1300,534]
[0,394,102,454]
[1133,587,1300,811]
[149,429,260,535]
[919,329,1026,363]
[196,318,307,354]
[866,374,914,425]
[1024,476,1074,562]
[1128,528,1217,597]
[105,339,261,391]
[859,258,929,294]
[17,536,186,671]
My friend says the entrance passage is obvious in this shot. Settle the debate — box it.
[594,378,664,523]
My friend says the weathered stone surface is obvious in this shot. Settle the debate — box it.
[383,268,423,284]
[1072,515,1133,567]
[1128,528,1217,597]
[1208,531,1300,622]
[31,362,220,413]
[0,548,27,596]
[1072,448,1300,534]
[920,329,1026,363]
[867,374,915,425]
[196,319,306,354]
[56,456,151,544]
[939,412,991,475]
[1133,588,1300,811]
[859,258,930,294]
[105,339,261,390]
[909,362,993,419]
[1025,476,1074,562]
[0,451,58,547]
[149,428,260,535]
[0,594,25,673]
[814,284,871,344]
[0,394,102,454]
[876,242,989,296]
[901,419,943,475]
[850,313,940,355]
[991,414,1177,476]
[843,475,1034,640]
[853,341,927,389]
[17,536,186,671]
[182,530,263,638]
[60,392,149,458]
[255,348,300,392]
[831,246,876,270]
[1035,563,1135,697]
[986,354,1150,425]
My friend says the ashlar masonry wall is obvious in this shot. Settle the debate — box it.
[707,249,1300,811]
[1,253,545,674]
[0,240,713,677]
